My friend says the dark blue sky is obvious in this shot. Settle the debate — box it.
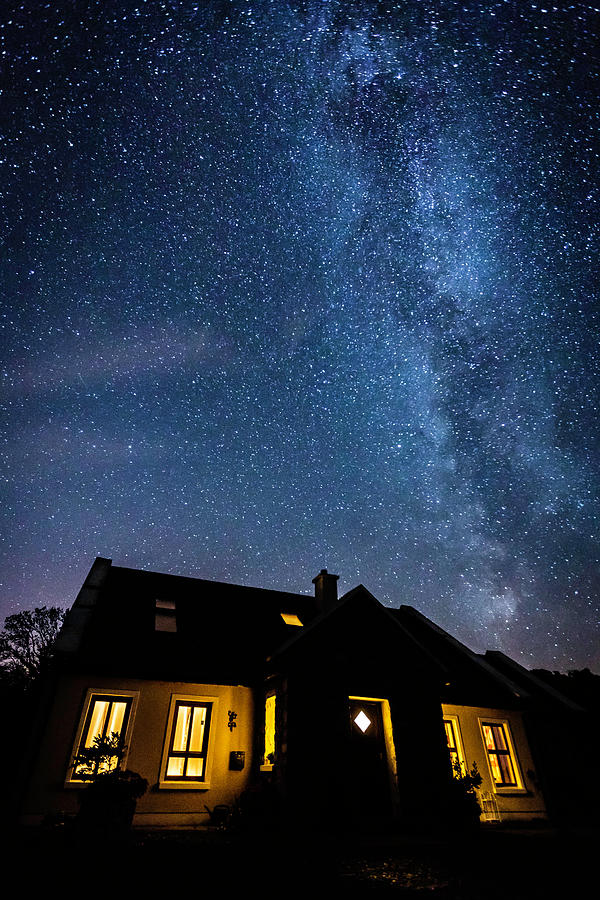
[1,0,599,671]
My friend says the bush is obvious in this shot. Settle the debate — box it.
[445,761,482,829]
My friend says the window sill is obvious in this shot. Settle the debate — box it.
[158,780,211,791]
[492,787,530,796]
[259,764,274,773]
[64,773,125,789]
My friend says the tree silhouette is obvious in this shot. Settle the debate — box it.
[0,606,65,685]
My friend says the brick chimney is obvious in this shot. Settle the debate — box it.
[312,568,339,612]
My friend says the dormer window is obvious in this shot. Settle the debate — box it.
[155,598,177,632]
[280,613,303,626]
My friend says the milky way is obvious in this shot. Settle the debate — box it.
[1,1,599,671]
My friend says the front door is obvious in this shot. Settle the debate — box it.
[348,698,391,818]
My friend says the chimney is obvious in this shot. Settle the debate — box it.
[312,568,339,612]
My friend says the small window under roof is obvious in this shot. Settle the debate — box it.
[156,598,176,610]
[280,613,303,627]
[281,613,303,627]
[155,598,177,632]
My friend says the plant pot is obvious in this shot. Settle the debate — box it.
[76,769,148,833]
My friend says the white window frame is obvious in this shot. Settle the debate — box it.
[158,694,218,790]
[478,717,524,792]
[65,688,139,787]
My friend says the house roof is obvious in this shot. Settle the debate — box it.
[267,583,450,681]
[56,557,318,683]
[388,606,527,708]
[483,650,584,713]
[55,558,564,710]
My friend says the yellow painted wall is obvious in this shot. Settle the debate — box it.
[442,703,547,822]
[21,674,255,828]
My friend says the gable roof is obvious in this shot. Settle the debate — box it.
[267,584,449,680]
[56,558,561,708]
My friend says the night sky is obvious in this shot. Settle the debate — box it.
[1,1,599,672]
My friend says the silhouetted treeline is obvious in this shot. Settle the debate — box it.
[532,667,600,712]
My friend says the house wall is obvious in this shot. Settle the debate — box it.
[442,703,547,822]
[21,673,255,828]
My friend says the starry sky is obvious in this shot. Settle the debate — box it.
[1,0,599,672]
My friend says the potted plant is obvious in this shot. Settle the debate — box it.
[446,759,483,829]
[71,732,148,832]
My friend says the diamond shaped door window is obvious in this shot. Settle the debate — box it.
[354,710,372,733]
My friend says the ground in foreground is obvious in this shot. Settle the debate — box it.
[6,821,596,897]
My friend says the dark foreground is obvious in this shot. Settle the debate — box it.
[6,821,597,897]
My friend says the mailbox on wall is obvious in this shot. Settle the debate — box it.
[229,751,245,771]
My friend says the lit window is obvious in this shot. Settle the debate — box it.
[481,722,519,787]
[164,701,212,781]
[443,718,465,776]
[263,694,276,767]
[156,598,176,609]
[70,694,133,780]
[280,613,303,626]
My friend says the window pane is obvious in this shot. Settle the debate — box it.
[106,701,127,739]
[489,753,502,783]
[167,757,185,777]
[189,707,207,752]
[155,612,177,632]
[493,725,508,750]
[85,700,109,746]
[173,705,192,751]
[186,758,204,778]
[155,598,176,610]
[483,725,495,750]
[264,695,276,765]
[444,721,456,749]
[499,754,515,784]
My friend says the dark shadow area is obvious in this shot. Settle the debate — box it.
[5,821,598,897]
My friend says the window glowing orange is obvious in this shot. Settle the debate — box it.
[72,695,131,779]
[280,613,303,626]
[165,701,211,780]
[443,717,466,777]
[263,694,276,766]
[482,723,518,786]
